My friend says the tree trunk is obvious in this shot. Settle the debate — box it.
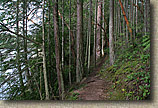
[133,0,135,39]
[146,0,150,33]
[119,0,133,44]
[69,0,72,85]
[101,0,104,57]
[130,0,133,42]
[96,0,102,60]
[118,1,120,44]
[93,0,97,67]
[88,0,92,72]
[76,0,83,83]
[42,0,49,100]
[109,0,115,65]
[23,0,32,92]
[144,0,147,35]
[53,0,64,99]
[136,0,138,33]
[122,0,126,48]
[85,5,88,67]
[47,0,52,89]
[61,0,64,69]
[61,1,65,99]
[16,0,24,92]
[126,0,129,47]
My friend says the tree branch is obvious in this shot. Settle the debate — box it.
[0,22,41,45]
[119,0,132,37]
[133,3,144,15]
[27,18,41,27]
[58,10,76,59]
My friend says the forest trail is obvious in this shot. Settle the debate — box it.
[73,56,112,100]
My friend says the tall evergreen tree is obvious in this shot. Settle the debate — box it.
[76,0,83,83]
[109,0,115,65]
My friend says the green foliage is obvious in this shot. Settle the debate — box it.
[0,0,150,100]
[142,35,150,51]
[66,92,79,100]
[99,34,150,100]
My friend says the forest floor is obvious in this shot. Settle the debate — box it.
[73,56,112,100]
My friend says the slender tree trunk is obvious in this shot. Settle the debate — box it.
[96,0,102,60]
[93,0,97,67]
[133,0,135,39]
[146,0,150,33]
[58,10,76,63]
[119,1,122,47]
[101,0,104,57]
[40,66,42,99]
[69,0,72,85]
[60,1,65,99]
[47,0,52,89]
[23,0,32,92]
[53,0,64,99]
[136,0,138,33]
[144,0,147,35]
[119,0,133,44]
[130,0,133,42]
[16,0,24,92]
[114,0,117,48]
[126,0,129,47]
[118,1,120,44]
[109,0,115,65]
[61,0,64,69]
[76,0,83,83]
[42,0,49,100]
[0,53,3,99]
[122,0,126,48]
[88,0,92,72]
[85,5,88,67]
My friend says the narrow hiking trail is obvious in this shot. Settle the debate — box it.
[73,56,112,100]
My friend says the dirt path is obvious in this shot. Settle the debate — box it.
[74,56,112,100]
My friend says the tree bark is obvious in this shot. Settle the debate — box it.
[118,1,120,43]
[144,0,147,35]
[109,0,115,65]
[101,0,104,57]
[76,0,83,83]
[69,0,72,85]
[130,0,133,42]
[122,0,126,48]
[16,0,24,92]
[126,0,129,47]
[136,0,138,33]
[53,0,64,99]
[42,0,49,100]
[61,0,64,69]
[47,0,52,89]
[88,0,92,72]
[85,5,88,67]
[146,0,150,33]
[93,0,97,67]
[23,0,32,93]
[96,0,102,60]
[119,0,132,42]
[133,0,136,39]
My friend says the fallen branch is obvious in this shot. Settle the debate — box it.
[119,0,132,38]
[58,10,76,60]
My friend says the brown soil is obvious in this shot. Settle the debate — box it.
[73,56,112,100]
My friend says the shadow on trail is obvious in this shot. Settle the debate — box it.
[74,56,112,100]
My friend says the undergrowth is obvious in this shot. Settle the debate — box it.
[99,35,150,100]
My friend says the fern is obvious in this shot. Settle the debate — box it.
[142,35,150,51]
